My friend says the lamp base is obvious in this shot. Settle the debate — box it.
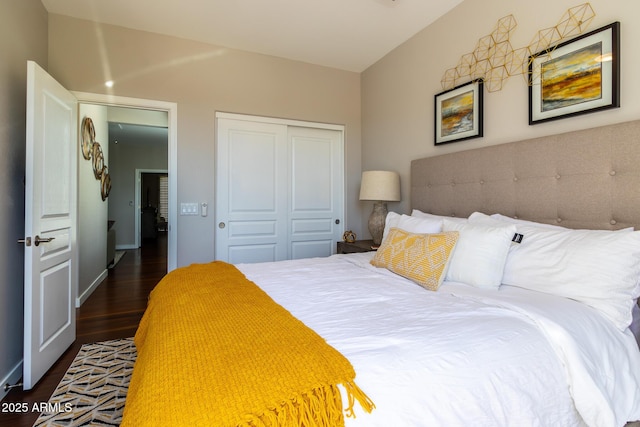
[368,202,388,246]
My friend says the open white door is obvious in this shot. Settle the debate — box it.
[22,61,77,390]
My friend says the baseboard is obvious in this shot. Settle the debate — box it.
[76,269,108,307]
[116,244,137,250]
[0,359,23,401]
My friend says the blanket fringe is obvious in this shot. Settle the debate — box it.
[343,381,376,417]
[237,382,374,426]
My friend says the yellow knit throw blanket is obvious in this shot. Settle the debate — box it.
[121,261,374,427]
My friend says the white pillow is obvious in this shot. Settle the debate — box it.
[397,214,442,234]
[631,303,640,346]
[488,213,568,230]
[442,218,516,290]
[412,209,468,224]
[501,224,640,330]
[383,213,443,243]
[383,212,402,242]
[488,212,634,232]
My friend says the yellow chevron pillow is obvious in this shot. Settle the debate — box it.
[371,228,459,291]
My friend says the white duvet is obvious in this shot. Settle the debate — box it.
[238,253,640,427]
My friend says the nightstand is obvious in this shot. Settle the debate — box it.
[337,239,377,254]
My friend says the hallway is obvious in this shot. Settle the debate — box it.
[0,235,167,427]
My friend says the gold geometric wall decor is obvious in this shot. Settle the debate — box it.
[528,27,562,56]
[471,60,491,82]
[556,2,596,39]
[440,3,595,93]
[504,47,530,76]
[489,40,513,68]
[441,14,517,93]
[492,14,517,44]
[526,2,595,85]
[455,53,476,80]
[485,66,507,93]
[474,35,497,62]
[440,68,458,91]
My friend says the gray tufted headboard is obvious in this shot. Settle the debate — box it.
[411,120,640,231]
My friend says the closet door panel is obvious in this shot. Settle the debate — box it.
[289,126,343,259]
[216,119,288,263]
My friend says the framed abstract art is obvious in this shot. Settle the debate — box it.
[529,22,620,125]
[434,79,483,145]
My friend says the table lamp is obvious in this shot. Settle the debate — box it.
[359,170,401,247]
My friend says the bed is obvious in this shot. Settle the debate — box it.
[122,120,640,427]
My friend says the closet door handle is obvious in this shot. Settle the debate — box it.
[218,222,226,229]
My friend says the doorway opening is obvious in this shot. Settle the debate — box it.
[74,91,177,272]
[138,170,169,248]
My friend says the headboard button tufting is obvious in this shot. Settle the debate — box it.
[556,218,563,223]
[610,170,616,176]
[610,219,617,225]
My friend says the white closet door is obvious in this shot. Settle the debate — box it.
[216,119,288,263]
[288,126,343,259]
[216,115,344,263]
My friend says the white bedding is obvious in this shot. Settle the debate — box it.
[238,253,640,427]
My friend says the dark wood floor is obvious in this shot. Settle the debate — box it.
[0,235,167,427]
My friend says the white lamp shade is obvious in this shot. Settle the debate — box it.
[359,170,401,202]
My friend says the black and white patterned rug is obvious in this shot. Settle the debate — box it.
[33,338,136,427]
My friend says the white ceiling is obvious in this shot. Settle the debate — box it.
[41,0,463,72]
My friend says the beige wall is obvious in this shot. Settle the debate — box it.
[77,103,109,305]
[362,0,640,219]
[0,0,48,399]
[47,14,363,265]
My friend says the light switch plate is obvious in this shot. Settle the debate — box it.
[180,203,199,215]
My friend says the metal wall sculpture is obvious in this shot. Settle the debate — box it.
[441,3,596,93]
[81,117,112,201]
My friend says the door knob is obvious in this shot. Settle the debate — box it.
[218,222,226,229]
[34,235,55,246]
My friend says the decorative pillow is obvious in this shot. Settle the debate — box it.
[371,228,459,291]
[442,218,516,289]
[411,209,468,224]
[501,224,640,330]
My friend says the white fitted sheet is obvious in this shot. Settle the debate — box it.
[238,253,640,427]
